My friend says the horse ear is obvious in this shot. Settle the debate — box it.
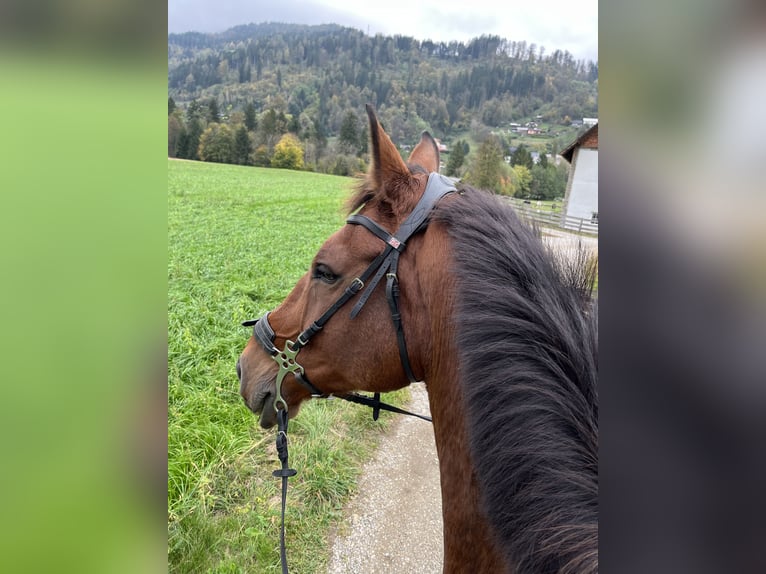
[365,104,409,190]
[408,131,440,173]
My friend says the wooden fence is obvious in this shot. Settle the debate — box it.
[505,198,599,235]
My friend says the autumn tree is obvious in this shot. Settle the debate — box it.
[271,134,304,170]
[511,165,532,198]
[198,123,234,164]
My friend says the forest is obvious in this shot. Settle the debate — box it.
[168,22,597,199]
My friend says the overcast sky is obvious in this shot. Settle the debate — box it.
[168,0,598,63]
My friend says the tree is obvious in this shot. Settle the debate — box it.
[244,102,257,131]
[466,135,505,192]
[168,96,176,116]
[510,144,534,169]
[259,108,285,149]
[233,126,252,165]
[198,123,234,164]
[185,118,204,160]
[176,130,191,159]
[271,134,304,170]
[252,144,271,167]
[339,111,360,154]
[529,164,559,200]
[445,138,466,177]
[511,165,532,198]
[186,99,202,123]
[168,114,184,157]
[207,98,220,123]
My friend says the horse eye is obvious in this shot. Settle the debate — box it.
[312,264,339,284]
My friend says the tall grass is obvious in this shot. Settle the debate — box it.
[168,160,409,573]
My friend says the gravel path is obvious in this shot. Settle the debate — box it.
[326,383,443,573]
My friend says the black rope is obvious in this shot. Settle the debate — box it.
[272,409,297,574]
[339,392,432,422]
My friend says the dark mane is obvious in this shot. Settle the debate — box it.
[433,187,598,574]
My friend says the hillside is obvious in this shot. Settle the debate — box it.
[168,22,597,142]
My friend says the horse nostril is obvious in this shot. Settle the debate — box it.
[236,358,242,381]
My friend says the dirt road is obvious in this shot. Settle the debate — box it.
[326,383,443,573]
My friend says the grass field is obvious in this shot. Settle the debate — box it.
[168,159,409,573]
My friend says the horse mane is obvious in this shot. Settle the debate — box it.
[433,187,598,574]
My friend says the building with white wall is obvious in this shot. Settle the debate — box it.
[561,124,598,228]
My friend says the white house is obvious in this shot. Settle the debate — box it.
[561,123,598,227]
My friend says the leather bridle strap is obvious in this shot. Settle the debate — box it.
[243,172,457,396]
[241,172,455,574]
[346,172,458,382]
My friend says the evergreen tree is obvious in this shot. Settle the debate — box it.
[168,96,176,116]
[510,144,534,169]
[233,126,252,165]
[176,130,191,159]
[186,118,204,160]
[260,109,277,146]
[186,99,201,123]
[244,102,257,131]
[339,111,360,154]
[168,114,183,157]
[288,114,301,134]
[445,139,466,177]
[207,98,220,123]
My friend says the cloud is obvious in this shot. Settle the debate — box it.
[168,0,597,62]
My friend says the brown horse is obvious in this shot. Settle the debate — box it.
[238,105,598,574]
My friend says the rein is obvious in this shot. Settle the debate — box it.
[241,172,456,573]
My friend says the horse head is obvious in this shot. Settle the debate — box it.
[237,105,444,428]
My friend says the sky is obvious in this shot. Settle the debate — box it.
[168,0,598,63]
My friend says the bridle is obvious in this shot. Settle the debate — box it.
[240,171,456,573]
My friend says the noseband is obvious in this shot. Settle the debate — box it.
[242,172,457,412]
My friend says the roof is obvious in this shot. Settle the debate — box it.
[561,123,598,163]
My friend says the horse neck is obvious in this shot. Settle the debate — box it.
[409,226,511,574]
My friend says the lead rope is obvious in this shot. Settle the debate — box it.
[271,394,430,574]
[273,409,297,574]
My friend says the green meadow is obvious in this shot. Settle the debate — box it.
[168,159,408,573]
